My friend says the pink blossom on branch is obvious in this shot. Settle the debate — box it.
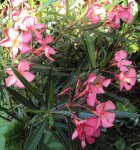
[115,50,132,71]
[118,68,136,91]
[86,4,106,24]
[107,5,134,28]
[33,35,56,61]
[0,29,32,59]
[5,60,35,88]
[85,73,111,106]
[72,117,101,149]
[95,100,116,128]
[8,0,24,7]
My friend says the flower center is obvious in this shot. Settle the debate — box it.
[123,77,130,83]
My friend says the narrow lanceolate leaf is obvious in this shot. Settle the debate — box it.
[82,31,96,69]
[12,68,46,106]
[67,117,77,150]
[115,111,140,118]
[7,88,38,109]
[23,120,47,150]
[0,105,24,122]
[52,110,140,119]
[44,68,54,108]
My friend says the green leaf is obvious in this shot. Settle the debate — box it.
[44,130,65,150]
[115,111,140,118]
[49,113,54,128]
[7,88,37,109]
[135,26,140,30]
[115,138,125,150]
[82,31,96,69]
[67,117,78,150]
[23,120,47,150]
[44,68,54,108]
[0,135,6,150]
[52,110,140,119]
[41,0,57,10]
[123,0,128,6]
[106,91,129,104]
[12,68,45,106]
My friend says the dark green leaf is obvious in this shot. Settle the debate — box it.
[23,120,47,150]
[82,31,96,69]
[7,88,37,109]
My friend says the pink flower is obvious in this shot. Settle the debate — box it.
[95,100,116,128]
[20,16,46,35]
[5,60,35,88]
[0,29,31,59]
[115,50,132,71]
[33,35,56,61]
[12,9,28,30]
[85,73,111,106]
[119,68,136,91]
[8,0,23,7]
[72,117,101,149]
[87,4,106,24]
[107,6,134,28]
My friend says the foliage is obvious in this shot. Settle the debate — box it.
[0,0,140,149]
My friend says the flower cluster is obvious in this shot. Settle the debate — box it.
[72,100,116,148]
[59,49,137,149]
[86,0,136,29]
[0,0,56,88]
[114,50,136,91]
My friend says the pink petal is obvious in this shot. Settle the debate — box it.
[87,93,96,106]
[20,32,32,43]
[14,79,24,88]
[86,136,95,144]
[8,28,19,41]
[120,66,128,72]
[87,73,96,84]
[94,128,101,137]
[0,38,13,47]
[44,46,56,61]
[18,60,30,71]
[5,75,17,87]
[96,103,104,114]
[45,35,54,44]
[22,72,35,82]
[81,140,86,149]
[121,60,132,66]
[11,0,23,7]
[6,69,14,75]
[127,68,136,78]
[96,86,105,94]
[120,81,124,91]
[102,79,111,87]
[86,117,99,129]
[102,117,114,128]
[19,43,31,54]
[72,129,78,140]
[129,77,136,86]
[104,100,116,110]
[124,82,132,91]
[104,112,115,124]
[34,23,46,30]
[115,50,128,61]
[10,46,19,59]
